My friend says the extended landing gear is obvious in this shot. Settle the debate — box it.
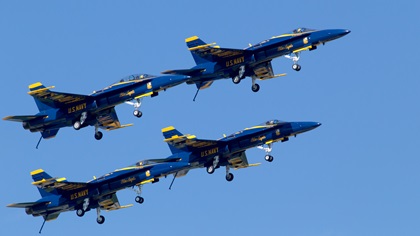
[232,65,246,84]
[96,208,105,224]
[126,98,143,118]
[73,111,88,130]
[206,156,219,174]
[206,165,215,174]
[134,185,144,204]
[251,77,260,92]
[135,196,144,204]
[94,124,103,140]
[264,155,274,162]
[133,110,142,118]
[225,166,234,182]
[292,64,301,71]
[285,52,302,71]
[258,143,274,162]
[76,208,85,217]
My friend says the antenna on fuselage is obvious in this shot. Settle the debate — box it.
[169,172,178,190]
[36,135,43,149]
[38,218,46,234]
[192,88,200,102]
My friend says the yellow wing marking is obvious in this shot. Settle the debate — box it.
[292,45,312,53]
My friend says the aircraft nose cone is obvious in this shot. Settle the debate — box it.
[292,122,321,134]
[331,29,351,38]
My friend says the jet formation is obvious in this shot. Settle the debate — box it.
[5,27,349,231]
[8,120,320,227]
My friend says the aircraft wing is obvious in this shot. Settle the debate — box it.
[190,45,249,62]
[228,151,260,170]
[96,107,133,131]
[251,61,287,80]
[98,193,133,211]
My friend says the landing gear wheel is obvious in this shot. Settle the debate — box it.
[94,131,103,140]
[135,196,144,204]
[232,76,241,84]
[251,83,260,92]
[76,209,85,217]
[206,165,215,174]
[265,155,274,162]
[73,121,81,130]
[226,173,234,182]
[133,110,142,118]
[96,215,105,224]
[292,64,301,71]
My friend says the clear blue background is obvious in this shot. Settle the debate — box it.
[1,1,419,235]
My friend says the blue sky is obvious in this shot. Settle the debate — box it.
[1,1,419,235]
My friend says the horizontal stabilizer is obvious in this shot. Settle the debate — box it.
[162,68,205,76]
[3,114,47,122]
[7,201,50,208]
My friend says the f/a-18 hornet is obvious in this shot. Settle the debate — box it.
[163,27,350,97]
[8,158,189,231]
[161,119,321,181]
[3,74,188,141]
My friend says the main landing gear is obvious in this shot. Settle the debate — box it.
[206,156,234,182]
[76,198,105,224]
[94,124,103,140]
[258,143,274,162]
[73,111,88,130]
[134,185,144,204]
[251,77,260,92]
[126,98,143,118]
[232,65,246,84]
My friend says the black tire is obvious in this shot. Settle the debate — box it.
[232,76,241,84]
[268,155,274,162]
[135,196,144,204]
[97,215,105,224]
[76,209,84,217]
[264,155,271,162]
[296,65,301,71]
[206,165,215,174]
[133,110,140,117]
[95,131,103,140]
[226,173,234,182]
[136,111,143,118]
[73,121,81,130]
[251,84,260,92]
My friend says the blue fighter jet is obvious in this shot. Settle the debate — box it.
[163,28,350,96]
[161,119,321,182]
[3,74,188,141]
[7,158,189,230]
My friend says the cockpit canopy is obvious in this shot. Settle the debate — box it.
[291,27,316,34]
[262,119,282,126]
[117,74,155,83]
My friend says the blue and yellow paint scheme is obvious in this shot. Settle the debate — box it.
[163,27,350,93]
[7,158,190,225]
[161,119,321,181]
[3,74,189,141]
